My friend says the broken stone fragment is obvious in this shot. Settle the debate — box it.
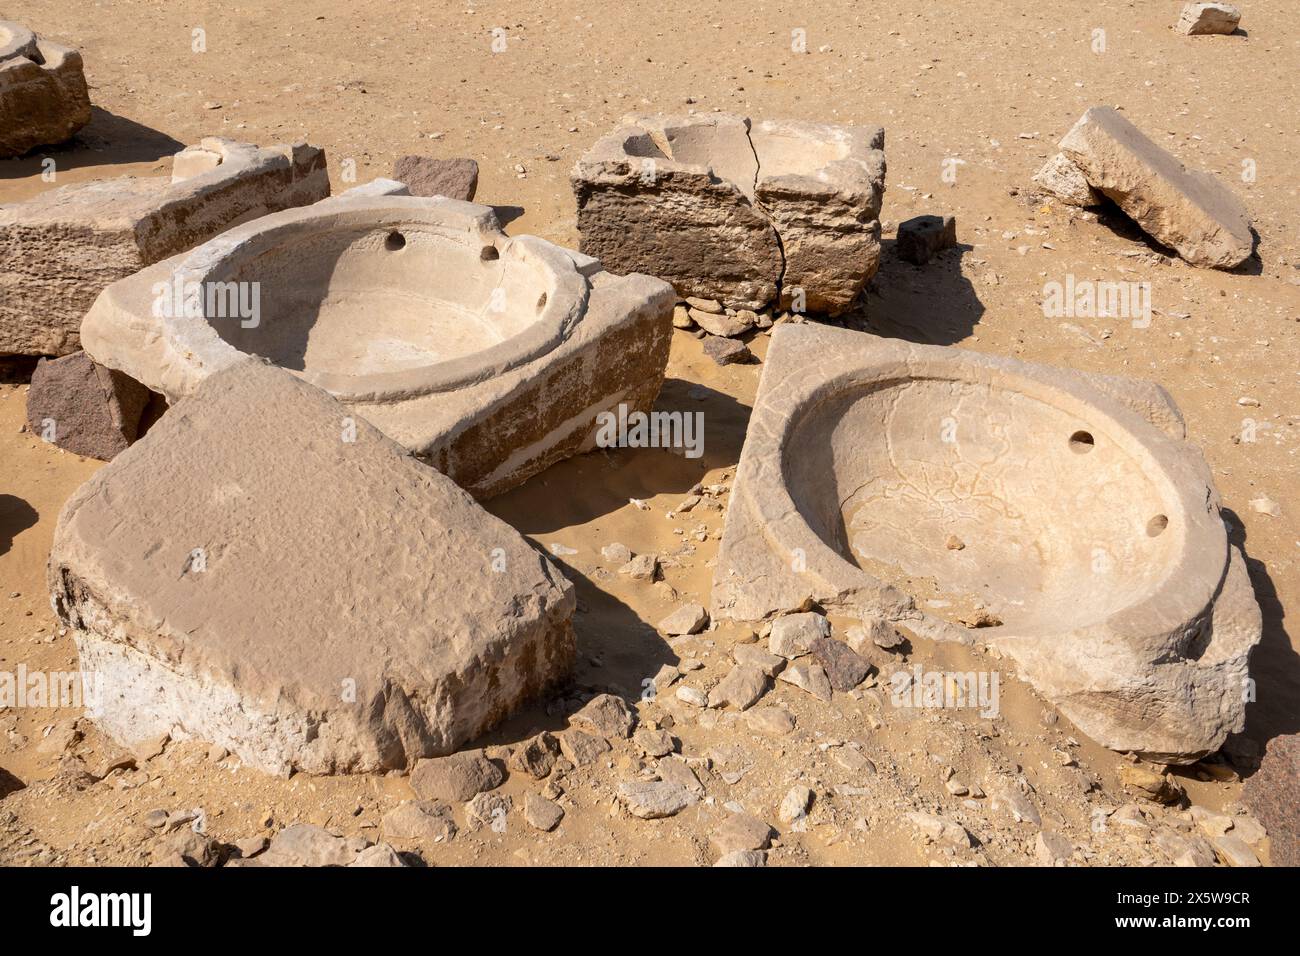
[1057,106,1253,269]
[707,664,771,710]
[557,729,610,767]
[896,214,956,265]
[391,155,479,200]
[658,603,709,636]
[1175,3,1241,35]
[0,22,91,158]
[410,749,504,803]
[25,352,154,460]
[689,307,751,337]
[905,811,973,847]
[809,637,873,692]
[573,113,885,315]
[523,793,565,832]
[382,800,457,843]
[777,661,834,701]
[258,824,356,867]
[0,138,329,356]
[746,705,796,737]
[710,813,775,855]
[571,693,636,739]
[48,360,576,775]
[634,727,676,757]
[702,335,754,366]
[618,780,698,819]
[768,612,830,659]
[1032,152,1102,207]
[509,732,560,779]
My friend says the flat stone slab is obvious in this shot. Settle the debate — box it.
[47,359,577,775]
[572,113,885,315]
[0,22,90,158]
[712,323,1261,762]
[0,137,329,356]
[81,195,675,497]
[1057,107,1253,269]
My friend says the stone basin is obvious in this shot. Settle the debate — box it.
[0,20,91,158]
[81,193,675,497]
[713,324,1261,761]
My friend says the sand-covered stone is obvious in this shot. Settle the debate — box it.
[25,351,153,460]
[48,359,576,776]
[0,137,329,356]
[1058,107,1253,269]
[573,113,885,315]
[0,22,91,158]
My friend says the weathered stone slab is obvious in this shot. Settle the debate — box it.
[1175,3,1241,35]
[392,156,478,200]
[0,137,329,356]
[48,359,577,775]
[25,351,152,460]
[0,22,90,157]
[573,113,885,315]
[1058,107,1253,269]
[713,323,1261,761]
[80,195,675,498]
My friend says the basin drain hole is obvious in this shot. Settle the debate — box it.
[481,245,500,261]
[536,292,548,311]
[1069,430,1095,454]
[1146,514,1168,537]
[385,231,407,251]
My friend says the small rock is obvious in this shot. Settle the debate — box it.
[350,843,407,867]
[714,849,767,867]
[897,214,957,265]
[1120,764,1185,804]
[779,785,814,823]
[659,603,709,636]
[410,749,503,803]
[619,553,660,581]
[262,824,355,867]
[572,693,636,739]
[768,612,829,659]
[382,800,457,843]
[509,732,560,779]
[809,637,872,691]
[1174,2,1241,36]
[392,155,479,201]
[558,729,611,767]
[733,644,785,676]
[1035,830,1073,865]
[465,792,513,832]
[524,794,565,832]
[675,686,709,708]
[905,811,973,847]
[708,664,771,710]
[710,813,775,855]
[777,661,834,701]
[702,335,753,365]
[601,542,634,564]
[690,308,751,337]
[746,706,796,737]
[634,727,676,757]
[618,780,698,819]
[1212,833,1260,867]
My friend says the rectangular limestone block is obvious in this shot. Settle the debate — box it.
[0,138,329,355]
[1059,107,1253,269]
[48,359,577,776]
[1175,3,1241,35]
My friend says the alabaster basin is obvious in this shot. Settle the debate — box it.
[713,324,1260,762]
[80,192,676,497]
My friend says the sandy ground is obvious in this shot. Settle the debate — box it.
[0,0,1296,867]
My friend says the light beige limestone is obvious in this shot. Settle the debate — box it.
[0,22,90,157]
[572,113,885,315]
[0,137,329,355]
[712,323,1261,762]
[80,194,675,497]
[1057,107,1253,269]
[1175,3,1241,36]
[48,359,577,776]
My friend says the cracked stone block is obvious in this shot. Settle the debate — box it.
[0,22,91,158]
[0,137,329,356]
[1032,152,1102,207]
[25,351,152,460]
[47,359,577,776]
[572,112,885,316]
[1057,107,1253,269]
[392,156,479,200]
[712,323,1261,762]
[1175,3,1241,35]
[81,194,675,498]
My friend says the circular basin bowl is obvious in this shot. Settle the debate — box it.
[769,357,1225,638]
[168,198,588,403]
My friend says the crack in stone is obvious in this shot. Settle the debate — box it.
[742,120,788,305]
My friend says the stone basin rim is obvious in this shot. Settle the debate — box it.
[748,350,1229,642]
[162,197,590,405]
